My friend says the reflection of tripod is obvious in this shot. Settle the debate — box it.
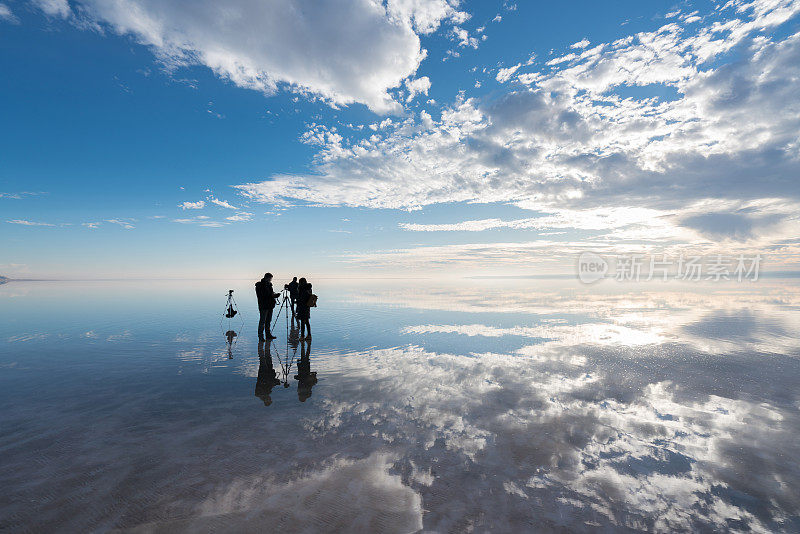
[224,290,238,318]
[273,338,298,388]
[270,287,297,387]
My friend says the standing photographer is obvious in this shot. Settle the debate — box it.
[287,276,299,316]
[255,272,279,341]
[297,277,312,340]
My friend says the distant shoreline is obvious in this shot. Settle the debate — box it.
[0,276,437,282]
[3,272,800,282]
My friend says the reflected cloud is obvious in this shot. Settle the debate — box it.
[3,280,799,531]
[129,454,423,533]
[304,343,800,531]
[6,333,48,342]
[384,280,800,355]
[403,322,667,346]
[106,330,133,342]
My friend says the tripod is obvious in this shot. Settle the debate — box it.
[271,288,295,331]
[220,289,244,357]
[269,288,299,387]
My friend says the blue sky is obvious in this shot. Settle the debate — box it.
[1,0,799,278]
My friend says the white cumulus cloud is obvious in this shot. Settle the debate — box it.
[52,0,470,113]
[405,76,431,102]
[496,63,521,83]
[179,201,205,210]
[236,0,800,263]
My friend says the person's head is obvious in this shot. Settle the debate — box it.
[299,277,307,286]
[264,272,273,281]
[307,283,312,291]
[292,276,297,282]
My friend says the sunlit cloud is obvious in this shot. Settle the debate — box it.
[179,201,205,210]
[236,0,800,270]
[46,0,471,113]
[405,76,431,103]
[207,197,238,210]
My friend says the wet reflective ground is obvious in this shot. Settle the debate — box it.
[1,279,799,532]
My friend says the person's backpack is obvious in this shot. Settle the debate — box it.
[307,294,318,308]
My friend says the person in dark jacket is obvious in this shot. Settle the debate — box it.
[255,272,279,341]
[296,278,312,340]
[287,276,299,316]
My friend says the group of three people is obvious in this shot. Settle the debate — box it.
[255,273,313,342]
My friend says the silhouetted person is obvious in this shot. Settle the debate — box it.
[294,339,317,402]
[287,277,299,315]
[255,341,281,406]
[255,272,279,341]
[296,278,312,340]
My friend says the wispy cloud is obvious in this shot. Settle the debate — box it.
[173,216,224,227]
[0,191,46,199]
[340,233,799,272]
[33,0,71,18]
[7,219,56,227]
[105,219,135,229]
[179,201,205,210]
[225,212,253,222]
[0,3,19,24]
[397,204,793,243]
[207,197,238,210]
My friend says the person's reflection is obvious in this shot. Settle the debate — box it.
[225,330,237,359]
[255,341,280,406]
[294,339,317,402]
[289,318,300,351]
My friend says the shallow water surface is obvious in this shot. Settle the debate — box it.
[1,279,799,532]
